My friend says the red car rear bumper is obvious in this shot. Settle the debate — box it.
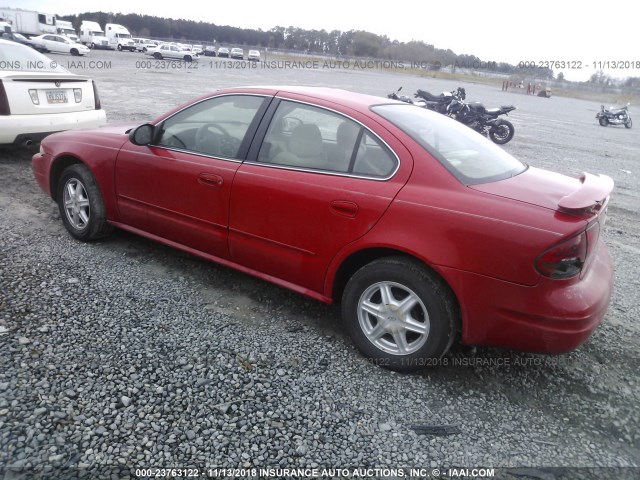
[441,240,613,353]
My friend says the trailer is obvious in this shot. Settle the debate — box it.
[0,7,56,36]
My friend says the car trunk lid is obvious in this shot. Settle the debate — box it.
[469,166,613,218]
[1,72,96,115]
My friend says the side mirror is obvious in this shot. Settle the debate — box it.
[129,123,155,146]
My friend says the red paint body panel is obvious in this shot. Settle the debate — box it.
[439,240,613,351]
[114,144,240,257]
[31,86,615,356]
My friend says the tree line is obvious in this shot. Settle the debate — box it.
[60,11,554,77]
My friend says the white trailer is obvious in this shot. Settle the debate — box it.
[105,23,135,51]
[79,20,112,49]
[0,7,56,36]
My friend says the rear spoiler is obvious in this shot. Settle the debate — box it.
[558,172,614,212]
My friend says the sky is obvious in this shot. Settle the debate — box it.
[8,0,640,81]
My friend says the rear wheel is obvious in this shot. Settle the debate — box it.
[489,119,514,144]
[342,257,458,372]
[57,164,113,241]
[599,116,609,127]
[625,118,632,129]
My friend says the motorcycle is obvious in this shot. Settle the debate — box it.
[596,103,632,128]
[387,87,428,107]
[447,97,516,144]
[387,86,415,104]
[414,87,466,114]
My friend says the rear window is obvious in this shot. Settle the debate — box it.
[372,104,526,185]
[0,42,68,73]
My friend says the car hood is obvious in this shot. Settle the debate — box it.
[469,166,614,215]
[44,122,138,145]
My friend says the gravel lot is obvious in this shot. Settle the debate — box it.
[1,50,639,478]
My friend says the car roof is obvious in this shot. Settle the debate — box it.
[0,39,81,78]
[218,86,397,111]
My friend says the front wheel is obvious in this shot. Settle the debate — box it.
[117,44,122,51]
[489,119,514,144]
[342,257,458,372]
[154,52,162,60]
[90,42,96,49]
[57,164,113,241]
[184,55,192,62]
[599,116,609,127]
[625,118,632,129]
[70,48,79,56]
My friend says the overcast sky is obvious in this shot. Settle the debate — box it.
[10,0,640,81]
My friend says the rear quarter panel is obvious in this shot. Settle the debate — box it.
[325,128,588,293]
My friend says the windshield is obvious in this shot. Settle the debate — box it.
[372,104,526,184]
[0,41,69,73]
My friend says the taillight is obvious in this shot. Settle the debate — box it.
[92,80,101,110]
[0,80,10,115]
[535,222,601,279]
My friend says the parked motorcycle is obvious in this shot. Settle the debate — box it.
[596,103,632,128]
[414,87,466,114]
[387,86,415,104]
[387,86,516,144]
[447,97,516,144]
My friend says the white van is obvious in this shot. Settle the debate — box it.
[105,23,135,51]
[79,20,111,49]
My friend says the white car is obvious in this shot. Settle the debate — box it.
[230,48,244,60]
[146,43,198,61]
[28,34,90,56]
[247,49,260,62]
[0,39,106,146]
[133,38,157,52]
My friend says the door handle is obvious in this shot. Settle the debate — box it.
[198,173,224,188]
[330,200,358,218]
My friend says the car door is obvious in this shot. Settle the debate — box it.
[228,98,412,294]
[115,94,270,259]
[41,35,58,52]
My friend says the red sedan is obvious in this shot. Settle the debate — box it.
[32,86,614,371]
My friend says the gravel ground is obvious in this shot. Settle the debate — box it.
[0,50,639,479]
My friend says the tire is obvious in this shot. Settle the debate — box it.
[625,118,632,129]
[184,55,192,62]
[599,116,608,127]
[117,44,122,51]
[57,164,113,242]
[154,52,162,60]
[489,119,514,144]
[90,42,95,49]
[70,48,79,56]
[142,47,147,52]
[341,257,458,372]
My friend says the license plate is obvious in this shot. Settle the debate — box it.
[46,90,68,104]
